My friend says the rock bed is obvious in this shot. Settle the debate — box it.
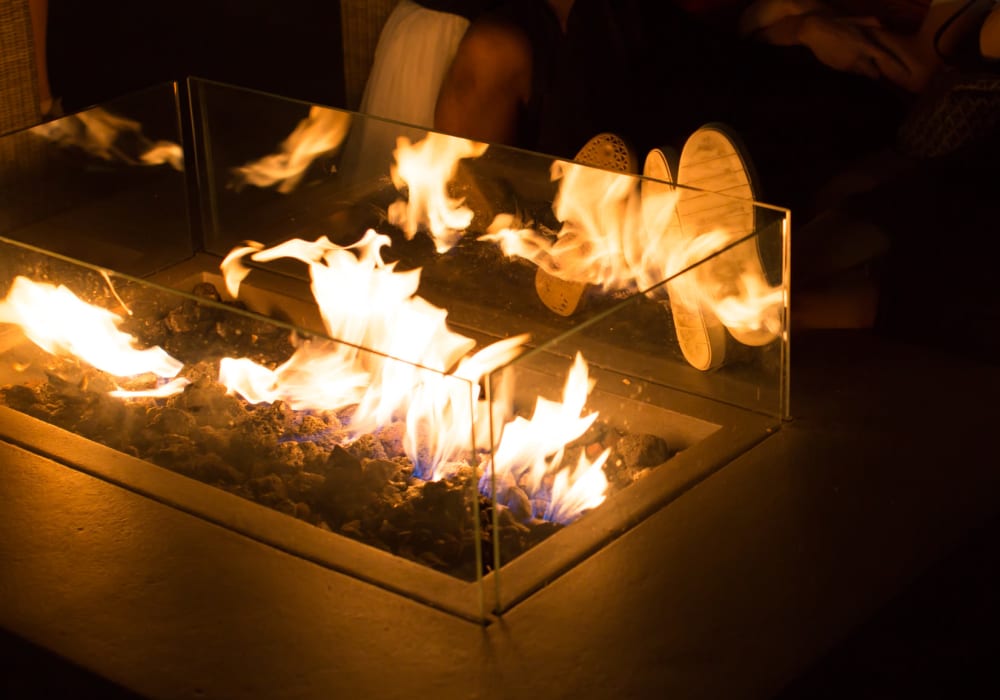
[1,282,675,579]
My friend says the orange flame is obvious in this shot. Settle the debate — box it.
[220,233,528,479]
[546,448,611,523]
[482,162,644,291]
[487,353,609,523]
[231,106,351,193]
[483,160,783,348]
[219,340,369,411]
[0,276,187,397]
[388,133,488,252]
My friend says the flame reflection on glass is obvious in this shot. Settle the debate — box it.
[230,106,351,193]
[31,107,183,170]
[484,160,783,347]
[388,133,488,253]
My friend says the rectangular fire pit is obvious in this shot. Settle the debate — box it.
[0,80,789,621]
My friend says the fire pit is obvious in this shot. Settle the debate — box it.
[0,80,789,621]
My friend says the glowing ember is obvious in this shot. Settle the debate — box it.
[0,276,187,397]
[31,107,183,170]
[387,133,488,253]
[231,106,351,193]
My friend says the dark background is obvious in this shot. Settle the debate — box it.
[47,0,346,111]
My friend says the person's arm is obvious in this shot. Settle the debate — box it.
[29,0,53,115]
[750,11,912,82]
[745,0,999,92]
[433,19,533,145]
[741,0,916,85]
[982,2,1000,59]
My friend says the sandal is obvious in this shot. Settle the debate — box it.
[640,145,727,371]
[676,123,775,349]
[534,132,638,316]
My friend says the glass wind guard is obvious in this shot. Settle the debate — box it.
[0,236,489,622]
[482,216,790,611]
[0,83,192,277]
[4,79,789,618]
[188,78,789,412]
[186,80,790,614]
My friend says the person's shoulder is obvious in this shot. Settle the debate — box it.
[461,11,534,61]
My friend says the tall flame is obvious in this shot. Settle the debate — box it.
[0,276,187,397]
[387,133,488,252]
[231,106,351,193]
[219,232,528,479]
[484,353,609,524]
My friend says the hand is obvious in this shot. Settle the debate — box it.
[799,15,911,81]
[738,0,830,37]
[864,25,940,92]
[756,12,912,84]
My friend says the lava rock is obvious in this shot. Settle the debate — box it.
[501,484,532,523]
[248,474,288,505]
[192,282,222,302]
[615,433,671,468]
[147,406,197,437]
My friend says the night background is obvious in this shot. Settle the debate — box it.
[47,0,347,111]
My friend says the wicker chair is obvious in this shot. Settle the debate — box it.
[0,0,41,135]
[0,0,47,202]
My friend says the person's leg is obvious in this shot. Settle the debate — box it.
[867,0,999,92]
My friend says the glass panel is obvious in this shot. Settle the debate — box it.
[186,79,790,613]
[1,79,789,619]
[0,235,487,619]
[484,218,789,611]
[0,83,192,276]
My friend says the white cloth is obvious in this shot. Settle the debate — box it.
[359,1,471,129]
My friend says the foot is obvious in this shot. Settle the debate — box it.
[534,132,637,316]
[640,146,728,371]
[676,124,776,348]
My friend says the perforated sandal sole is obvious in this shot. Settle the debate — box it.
[534,133,637,316]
